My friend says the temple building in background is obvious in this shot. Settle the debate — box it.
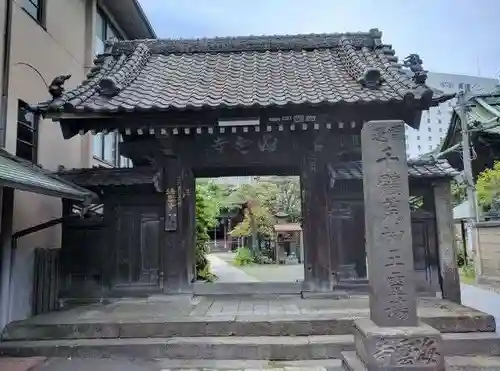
[405,72,498,158]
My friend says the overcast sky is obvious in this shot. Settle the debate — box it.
[138,0,499,80]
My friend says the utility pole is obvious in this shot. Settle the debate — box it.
[457,87,480,272]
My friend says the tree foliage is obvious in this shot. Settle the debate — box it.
[195,182,222,281]
[477,161,500,211]
[229,205,275,238]
[451,180,467,207]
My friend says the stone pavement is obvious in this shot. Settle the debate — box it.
[209,252,304,283]
[0,357,46,371]
[462,283,500,332]
[26,357,343,370]
[207,254,259,283]
[2,295,493,334]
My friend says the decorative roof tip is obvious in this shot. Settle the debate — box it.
[369,28,382,39]
[403,54,428,85]
[358,68,385,89]
[99,43,151,98]
[48,74,72,99]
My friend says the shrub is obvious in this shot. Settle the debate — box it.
[195,189,218,281]
[233,247,255,266]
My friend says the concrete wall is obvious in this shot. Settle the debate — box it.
[5,0,94,323]
[475,221,500,285]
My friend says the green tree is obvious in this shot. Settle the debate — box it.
[229,204,275,238]
[477,161,500,211]
[194,182,224,281]
[263,176,301,222]
[451,180,467,207]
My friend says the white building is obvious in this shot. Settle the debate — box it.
[405,72,498,158]
[210,176,258,186]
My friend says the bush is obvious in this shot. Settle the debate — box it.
[195,189,218,282]
[233,247,255,266]
[456,243,466,267]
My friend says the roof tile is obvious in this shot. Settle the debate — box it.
[59,159,457,189]
[329,159,458,180]
[36,30,449,115]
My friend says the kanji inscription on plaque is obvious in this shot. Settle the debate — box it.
[361,120,417,327]
[165,187,178,231]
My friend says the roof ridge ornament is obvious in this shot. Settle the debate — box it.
[99,43,151,97]
[48,74,72,99]
[358,68,385,89]
[403,54,428,85]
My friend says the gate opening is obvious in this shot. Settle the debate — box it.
[195,175,304,284]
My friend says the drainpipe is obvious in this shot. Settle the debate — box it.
[0,0,13,148]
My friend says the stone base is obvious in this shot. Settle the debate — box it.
[352,318,445,370]
[337,264,359,280]
[300,290,349,299]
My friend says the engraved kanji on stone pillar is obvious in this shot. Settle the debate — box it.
[361,120,418,327]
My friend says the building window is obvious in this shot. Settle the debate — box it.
[439,128,443,133]
[120,156,132,168]
[21,0,44,24]
[16,100,39,163]
[428,127,431,132]
[438,119,442,124]
[427,118,431,123]
[95,9,121,55]
[417,136,420,140]
[93,132,119,166]
[428,136,432,141]
[417,145,421,151]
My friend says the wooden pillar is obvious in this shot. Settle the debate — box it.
[162,157,192,293]
[301,159,333,292]
[433,181,461,303]
[181,167,196,284]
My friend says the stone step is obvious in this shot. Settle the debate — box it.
[446,356,500,370]
[341,352,500,371]
[2,332,499,361]
[2,309,495,341]
[153,358,344,370]
[0,335,354,360]
[193,282,304,296]
[442,332,500,356]
[3,311,494,341]
[12,357,344,370]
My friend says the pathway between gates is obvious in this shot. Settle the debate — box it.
[207,253,259,283]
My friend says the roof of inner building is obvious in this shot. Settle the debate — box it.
[58,158,458,189]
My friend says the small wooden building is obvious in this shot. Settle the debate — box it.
[440,92,500,179]
[32,30,461,301]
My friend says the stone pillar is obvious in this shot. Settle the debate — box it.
[343,120,444,371]
[433,182,461,303]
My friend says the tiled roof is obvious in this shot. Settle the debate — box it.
[35,30,449,116]
[0,149,94,201]
[59,159,457,189]
[329,159,458,180]
[441,92,500,152]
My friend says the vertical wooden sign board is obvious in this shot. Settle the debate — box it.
[165,187,178,231]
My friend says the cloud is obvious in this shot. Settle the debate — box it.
[138,0,500,78]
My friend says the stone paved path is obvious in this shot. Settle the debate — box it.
[207,254,259,283]
[461,283,500,332]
